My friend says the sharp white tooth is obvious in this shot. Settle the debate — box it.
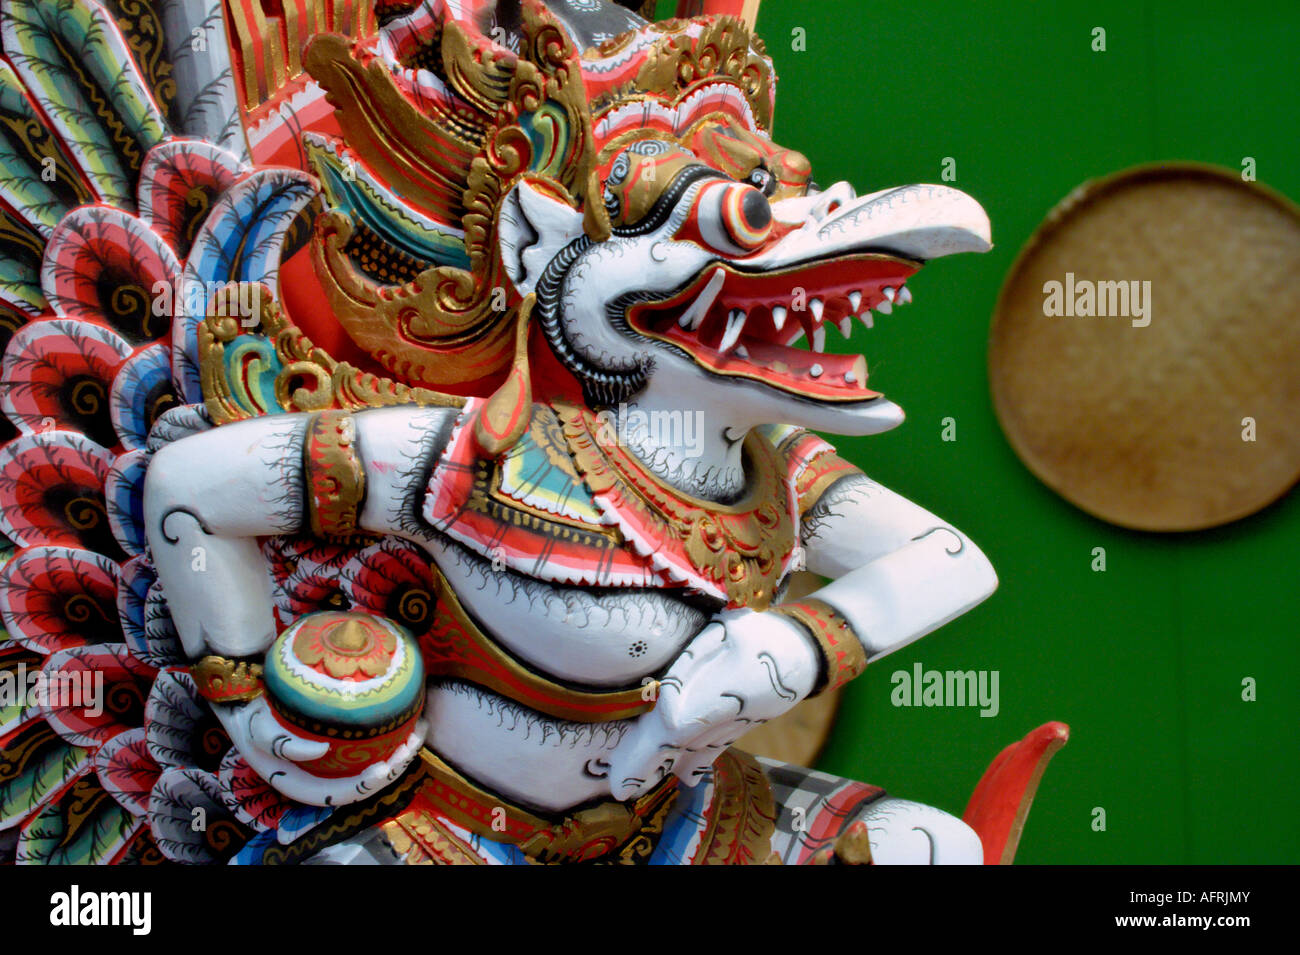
[849,291,862,311]
[898,286,912,305]
[876,299,893,315]
[810,298,825,322]
[788,327,805,345]
[809,363,824,379]
[772,305,788,331]
[811,325,826,353]
[837,317,853,338]
[678,268,726,331]
[858,312,874,329]
[883,286,897,302]
[719,309,746,352]
[735,344,749,358]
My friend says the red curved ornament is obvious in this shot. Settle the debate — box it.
[137,139,247,259]
[263,536,359,624]
[342,537,436,625]
[963,721,1070,865]
[42,206,181,344]
[93,726,161,818]
[219,750,293,832]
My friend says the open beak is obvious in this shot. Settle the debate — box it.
[627,183,991,401]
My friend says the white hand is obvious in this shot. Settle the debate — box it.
[607,611,819,800]
[217,696,429,807]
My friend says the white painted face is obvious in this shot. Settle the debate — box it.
[498,149,992,437]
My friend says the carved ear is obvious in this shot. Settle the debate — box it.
[499,179,586,296]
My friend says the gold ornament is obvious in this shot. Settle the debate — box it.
[190,655,264,704]
[302,410,368,540]
[197,282,465,425]
[635,16,774,132]
[557,400,796,610]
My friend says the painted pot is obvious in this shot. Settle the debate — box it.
[263,611,425,778]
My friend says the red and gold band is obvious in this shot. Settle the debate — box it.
[409,749,679,864]
[425,565,658,723]
[795,448,862,518]
[303,409,367,539]
[772,598,867,695]
[190,655,265,704]
[386,747,776,865]
[266,707,420,778]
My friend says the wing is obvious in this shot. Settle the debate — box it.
[0,0,333,865]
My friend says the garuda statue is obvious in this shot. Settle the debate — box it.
[0,0,1066,865]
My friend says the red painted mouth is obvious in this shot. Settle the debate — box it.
[625,253,920,402]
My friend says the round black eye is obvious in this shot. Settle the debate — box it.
[747,167,776,197]
[741,188,772,232]
[720,184,774,250]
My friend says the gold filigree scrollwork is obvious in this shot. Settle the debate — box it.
[197,282,465,425]
[389,746,774,864]
[693,748,778,864]
[413,749,678,864]
[382,811,485,865]
[304,31,482,224]
[110,0,178,121]
[190,655,265,704]
[310,212,513,389]
[635,16,775,131]
[305,0,604,389]
[557,400,795,610]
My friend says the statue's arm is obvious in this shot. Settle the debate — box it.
[142,405,460,806]
[608,464,996,800]
[143,405,460,654]
[795,470,998,663]
[143,413,310,659]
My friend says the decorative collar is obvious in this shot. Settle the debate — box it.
[554,400,799,610]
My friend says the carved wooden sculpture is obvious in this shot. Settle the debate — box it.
[0,0,1064,864]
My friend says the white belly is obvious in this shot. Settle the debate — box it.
[424,681,628,812]
[429,539,709,686]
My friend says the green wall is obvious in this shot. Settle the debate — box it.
[664,0,1298,862]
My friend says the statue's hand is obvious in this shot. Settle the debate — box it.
[216,697,429,807]
[606,611,819,800]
